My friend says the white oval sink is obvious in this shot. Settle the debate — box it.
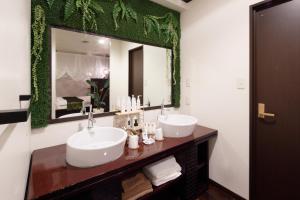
[59,113,86,118]
[159,114,198,138]
[66,126,127,168]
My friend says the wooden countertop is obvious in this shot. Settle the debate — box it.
[26,125,217,200]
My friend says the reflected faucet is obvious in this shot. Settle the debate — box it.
[87,104,96,129]
[161,99,165,116]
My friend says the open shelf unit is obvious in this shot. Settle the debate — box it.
[0,95,31,125]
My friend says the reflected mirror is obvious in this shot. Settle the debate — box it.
[51,28,172,120]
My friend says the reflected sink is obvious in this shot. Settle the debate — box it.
[158,114,198,138]
[66,126,127,168]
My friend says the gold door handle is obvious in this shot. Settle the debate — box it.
[258,103,275,119]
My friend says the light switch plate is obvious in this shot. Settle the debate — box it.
[186,78,191,87]
[236,78,246,90]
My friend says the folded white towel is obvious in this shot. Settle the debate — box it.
[143,156,181,180]
[56,97,67,106]
[151,171,182,186]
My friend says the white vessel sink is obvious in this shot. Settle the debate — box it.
[59,113,86,118]
[66,126,127,168]
[158,114,198,138]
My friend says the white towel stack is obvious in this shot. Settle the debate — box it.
[143,156,182,186]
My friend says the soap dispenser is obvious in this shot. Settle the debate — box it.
[126,96,132,112]
[137,95,141,110]
[121,96,126,113]
[131,95,137,111]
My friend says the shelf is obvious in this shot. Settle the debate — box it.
[137,176,183,200]
[0,95,31,125]
[115,110,143,116]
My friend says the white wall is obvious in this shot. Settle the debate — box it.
[181,0,262,199]
[0,0,31,199]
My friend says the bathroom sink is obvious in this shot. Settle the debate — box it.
[66,126,127,168]
[59,113,86,118]
[158,114,198,138]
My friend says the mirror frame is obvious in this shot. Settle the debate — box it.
[48,26,174,124]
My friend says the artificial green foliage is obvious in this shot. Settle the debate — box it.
[86,80,109,109]
[64,0,104,31]
[47,0,55,8]
[143,15,161,36]
[31,0,180,128]
[32,5,46,102]
[112,0,137,30]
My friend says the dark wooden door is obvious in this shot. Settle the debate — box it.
[129,46,143,102]
[251,1,300,199]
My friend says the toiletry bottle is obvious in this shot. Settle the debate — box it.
[127,116,131,129]
[133,116,139,128]
[142,123,149,140]
[121,97,126,113]
[127,96,132,112]
[131,95,136,111]
[137,95,141,110]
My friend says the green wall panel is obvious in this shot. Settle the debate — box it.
[31,0,181,128]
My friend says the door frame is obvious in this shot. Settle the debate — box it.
[128,45,144,98]
[249,0,292,199]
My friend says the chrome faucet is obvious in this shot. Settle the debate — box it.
[161,99,165,116]
[87,104,96,129]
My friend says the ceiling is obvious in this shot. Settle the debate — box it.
[53,28,110,56]
[150,0,191,12]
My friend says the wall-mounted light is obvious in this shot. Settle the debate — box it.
[98,38,106,44]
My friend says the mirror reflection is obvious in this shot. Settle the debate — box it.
[51,28,172,119]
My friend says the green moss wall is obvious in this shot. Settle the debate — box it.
[31,0,180,128]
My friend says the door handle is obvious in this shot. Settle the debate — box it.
[258,103,275,119]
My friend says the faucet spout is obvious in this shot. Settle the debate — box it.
[87,104,96,129]
[161,99,165,116]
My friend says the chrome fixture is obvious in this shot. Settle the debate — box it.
[161,99,165,116]
[87,104,96,129]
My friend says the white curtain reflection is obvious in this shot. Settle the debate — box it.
[56,52,109,81]
[56,52,109,97]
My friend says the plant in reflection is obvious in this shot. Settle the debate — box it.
[46,0,55,8]
[143,13,179,85]
[32,5,46,102]
[86,80,109,111]
[64,0,104,31]
[112,0,137,30]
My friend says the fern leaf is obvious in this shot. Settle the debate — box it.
[91,0,104,13]
[144,17,153,35]
[47,0,55,8]
[113,3,121,30]
[125,11,130,21]
[75,0,82,8]
[127,7,137,22]
[119,0,126,19]
[64,0,76,20]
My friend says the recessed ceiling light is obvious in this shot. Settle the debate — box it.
[98,39,106,44]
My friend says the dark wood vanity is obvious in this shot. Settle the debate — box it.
[26,126,217,200]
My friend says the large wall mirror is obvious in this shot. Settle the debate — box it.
[50,28,172,120]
